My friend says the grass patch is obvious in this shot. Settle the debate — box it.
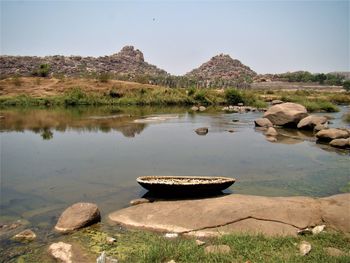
[69,228,350,263]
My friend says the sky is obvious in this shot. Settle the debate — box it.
[1,0,349,75]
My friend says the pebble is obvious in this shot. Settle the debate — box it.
[164,233,178,238]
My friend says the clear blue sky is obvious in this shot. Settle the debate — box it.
[1,0,349,75]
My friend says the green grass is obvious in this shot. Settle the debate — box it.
[64,228,350,263]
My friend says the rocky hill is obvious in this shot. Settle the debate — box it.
[0,46,169,78]
[185,54,257,88]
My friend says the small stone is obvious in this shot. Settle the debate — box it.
[271,100,283,105]
[329,138,350,149]
[195,239,206,246]
[12,229,36,242]
[232,119,239,122]
[195,127,208,136]
[166,260,176,263]
[324,247,345,257]
[106,237,116,244]
[299,241,312,256]
[191,106,199,111]
[129,198,150,206]
[199,106,206,111]
[237,103,244,106]
[204,245,231,254]
[265,127,278,136]
[312,225,325,235]
[164,233,178,238]
[48,242,73,263]
[227,129,235,133]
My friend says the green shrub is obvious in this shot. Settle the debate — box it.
[194,90,209,104]
[64,87,88,105]
[225,88,243,105]
[98,73,110,83]
[33,64,50,77]
[343,80,350,92]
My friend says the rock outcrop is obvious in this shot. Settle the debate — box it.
[55,202,101,233]
[0,46,169,78]
[185,54,256,88]
[108,193,350,237]
[263,103,308,127]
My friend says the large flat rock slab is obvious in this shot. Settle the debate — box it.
[108,193,350,237]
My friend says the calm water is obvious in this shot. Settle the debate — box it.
[1,106,349,227]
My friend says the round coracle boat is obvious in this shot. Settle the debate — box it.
[137,176,235,193]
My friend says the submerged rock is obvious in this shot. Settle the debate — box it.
[263,102,308,127]
[12,229,36,242]
[55,202,101,233]
[195,127,208,135]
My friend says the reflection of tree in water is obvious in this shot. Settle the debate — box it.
[118,123,146,137]
[41,128,53,140]
[0,109,149,138]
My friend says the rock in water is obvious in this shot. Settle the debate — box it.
[329,138,350,149]
[271,100,283,105]
[263,103,308,127]
[316,128,350,142]
[55,202,101,233]
[299,241,312,256]
[191,106,199,111]
[195,127,208,135]
[48,242,73,263]
[12,229,36,242]
[199,106,206,111]
[254,118,273,128]
[265,127,278,136]
[297,115,328,130]
[204,245,231,254]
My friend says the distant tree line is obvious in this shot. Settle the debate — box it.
[275,71,345,86]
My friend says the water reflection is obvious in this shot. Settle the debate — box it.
[0,107,148,138]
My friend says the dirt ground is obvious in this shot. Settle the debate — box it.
[0,77,158,97]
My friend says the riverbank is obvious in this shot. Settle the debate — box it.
[2,193,350,263]
[1,77,349,112]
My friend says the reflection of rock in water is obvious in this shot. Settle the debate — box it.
[117,123,146,138]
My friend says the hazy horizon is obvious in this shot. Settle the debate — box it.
[1,0,349,75]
